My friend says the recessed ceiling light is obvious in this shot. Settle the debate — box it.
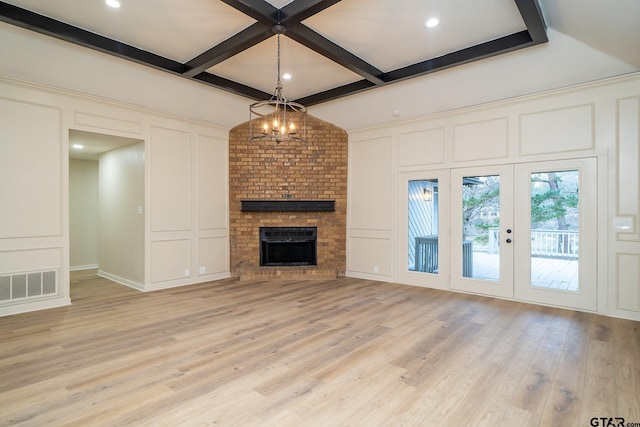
[425,18,439,28]
[72,144,84,149]
[105,0,121,9]
[282,73,292,80]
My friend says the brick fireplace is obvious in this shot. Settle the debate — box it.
[228,112,347,279]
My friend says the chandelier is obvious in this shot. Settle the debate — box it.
[249,25,307,144]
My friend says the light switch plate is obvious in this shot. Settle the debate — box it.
[613,216,634,232]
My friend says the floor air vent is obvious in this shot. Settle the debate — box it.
[0,270,57,301]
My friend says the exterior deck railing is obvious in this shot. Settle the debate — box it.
[488,228,578,259]
[414,235,473,277]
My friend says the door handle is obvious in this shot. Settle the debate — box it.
[506,238,512,243]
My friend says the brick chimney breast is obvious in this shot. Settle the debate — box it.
[229,112,347,279]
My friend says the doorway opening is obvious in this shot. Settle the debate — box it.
[69,130,144,297]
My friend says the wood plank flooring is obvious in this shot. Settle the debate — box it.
[1,271,639,426]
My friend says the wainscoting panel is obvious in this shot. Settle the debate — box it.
[453,117,508,162]
[616,96,640,242]
[519,104,594,156]
[149,126,191,232]
[0,98,62,238]
[197,237,228,276]
[398,128,445,167]
[197,134,227,231]
[150,239,191,283]
[616,253,640,312]
[349,136,393,231]
[348,235,392,277]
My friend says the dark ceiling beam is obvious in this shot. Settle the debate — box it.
[278,0,385,85]
[385,31,534,82]
[286,23,385,85]
[298,31,535,106]
[0,1,185,74]
[279,0,342,22]
[217,0,279,23]
[294,80,376,106]
[0,0,548,106]
[192,72,271,100]
[219,0,342,24]
[514,0,548,43]
[183,23,273,77]
[295,0,548,105]
[193,0,344,79]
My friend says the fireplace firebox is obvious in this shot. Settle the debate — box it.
[260,227,317,266]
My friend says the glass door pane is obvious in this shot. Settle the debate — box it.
[529,170,579,291]
[399,170,449,287]
[462,175,501,281]
[408,179,439,273]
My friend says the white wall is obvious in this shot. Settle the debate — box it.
[69,158,99,270]
[347,73,640,322]
[98,142,145,288]
[0,77,230,316]
[0,90,67,315]
[0,22,249,130]
[147,121,229,291]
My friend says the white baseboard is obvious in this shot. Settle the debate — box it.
[70,264,99,271]
[97,270,144,291]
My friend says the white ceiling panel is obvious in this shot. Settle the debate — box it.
[3,0,256,62]
[303,0,526,72]
[208,35,362,100]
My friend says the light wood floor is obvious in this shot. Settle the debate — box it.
[1,271,639,426]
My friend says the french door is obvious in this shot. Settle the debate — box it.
[450,159,597,311]
[513,159,597,310]
[450,165,514,298]
[398,170,450,288]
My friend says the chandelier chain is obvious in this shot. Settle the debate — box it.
[276,34,282,88]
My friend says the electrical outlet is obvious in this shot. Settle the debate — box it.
[184,269,190,277]
[199,266,206,274]
[373,265,379,273]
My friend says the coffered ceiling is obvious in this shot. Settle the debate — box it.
[0,0,548,106]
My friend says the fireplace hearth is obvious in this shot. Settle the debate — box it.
[260,227,317,266]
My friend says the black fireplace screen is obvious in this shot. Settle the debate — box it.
[260,227,317,266]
